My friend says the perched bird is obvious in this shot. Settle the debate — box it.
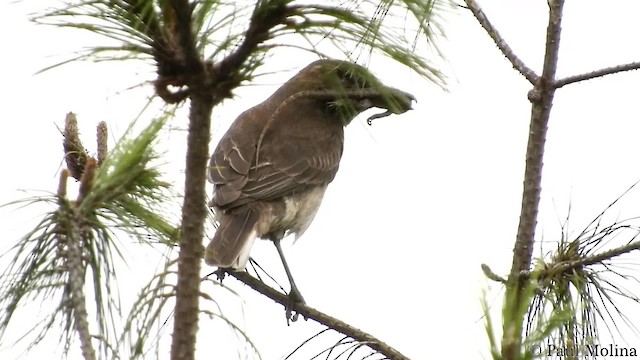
[206,59,414,317]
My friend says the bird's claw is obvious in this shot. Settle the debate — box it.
[214,267,227,281]
[285,288,306,324]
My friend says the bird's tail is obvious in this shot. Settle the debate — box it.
[205,208,259,270]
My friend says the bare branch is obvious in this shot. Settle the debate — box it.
[224,270,410,360]
[510,0,565,281]
[171,94,211,360]
[554,61,640,89]
[210,2,289,96]
[463,0,539,84]
[504,1,566,359]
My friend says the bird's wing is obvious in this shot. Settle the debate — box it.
[241,132,343,201]
[209,105,344,208]
[208,135,254,207]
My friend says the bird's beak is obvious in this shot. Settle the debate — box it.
[382,87,416,114]
[365,87,415,125]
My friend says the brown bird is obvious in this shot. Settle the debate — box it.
[206,59,414,316]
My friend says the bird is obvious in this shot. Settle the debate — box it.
[205,59,415,319]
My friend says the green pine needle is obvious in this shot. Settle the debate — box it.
[0,115,178,357]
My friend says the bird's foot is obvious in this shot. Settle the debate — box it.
[285,287,306,324]
[214,267,228,282]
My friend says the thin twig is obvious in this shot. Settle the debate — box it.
[463,0,539,85]
[482,264,506,283]
[554,61,640,89]
[225,270,410,360]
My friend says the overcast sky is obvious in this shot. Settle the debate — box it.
[2,1,640,359]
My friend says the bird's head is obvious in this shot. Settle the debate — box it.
[284,59,416,126]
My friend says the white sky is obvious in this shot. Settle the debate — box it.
[3,1,640,359]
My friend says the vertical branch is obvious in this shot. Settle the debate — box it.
[503,1,565,359]
[60,163,98,360]
[510,0,565,282]
[165,2,210,359]
[170,92,212,360]
[167,2,288,359]
[67,211,97,360]
[169,0,202,73]
[60,117,100,360]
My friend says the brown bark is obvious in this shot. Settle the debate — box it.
[508,0,564,289]
[166,0,211,357]
[502,1,565,359]
[227,271,411,360]
[170,92,213,360]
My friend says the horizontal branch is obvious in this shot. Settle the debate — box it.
[540,240,640,279]
[554,61,640,89]
[513,239,640,283]
[224,270,409,360]
[463,0,539,85]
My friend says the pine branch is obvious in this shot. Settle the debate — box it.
[167,3,210,359]
[554,61,640,89]
[67,214,97,360]
[170,3,301,359]
[502,1,566,359]
[210,1,289,95]
[510,0,564,282]
[169,0,201,74]
[224,270,410,360]
[171,94,211,360]
[462,0,539,84]
[541,240,640,280]
[59,168,97,360]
